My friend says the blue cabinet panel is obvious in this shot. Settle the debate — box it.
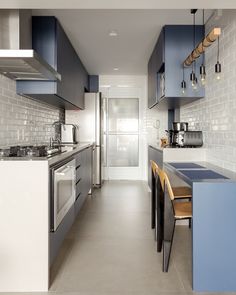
[165,25,204,99]
[17,16,88,110]
[148,25,205,109]
[192,182,236,291]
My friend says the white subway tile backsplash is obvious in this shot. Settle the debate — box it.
[180,11,236,171]
[0,74,65,148]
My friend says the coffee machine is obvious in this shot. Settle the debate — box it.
[167,122,188,146]
[166,122,203,147]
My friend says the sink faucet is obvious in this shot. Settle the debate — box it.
[49,121,64,147]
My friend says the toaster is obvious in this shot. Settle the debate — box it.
[61,124,79,144]
[177,131,203,147]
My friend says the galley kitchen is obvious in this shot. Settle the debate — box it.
[0,4,236,295]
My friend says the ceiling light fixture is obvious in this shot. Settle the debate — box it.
[109,30,118,37]
[200,9,206,86]
[181,65,186,95]
[215,36,221,80]
[190,10,198,91]
[113,67,119,71]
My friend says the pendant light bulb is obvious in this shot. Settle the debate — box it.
[181,80,186,95]
[200,64,206,86]
[190,71,196,87]
[181,65,187,96]
[192,78,198,91]
[215,36,222,81]
[215,61,221,80]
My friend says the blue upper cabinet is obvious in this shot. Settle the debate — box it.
[148,25,205,109]
[17,17,88,110]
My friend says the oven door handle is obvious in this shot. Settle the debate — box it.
[56,166,74,176]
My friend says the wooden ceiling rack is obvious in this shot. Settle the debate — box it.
[184,27,221,66]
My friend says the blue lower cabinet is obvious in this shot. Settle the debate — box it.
[148,145,163,188]
[192,182,236,291]
[50,146,93,265]
[50,206,75,266]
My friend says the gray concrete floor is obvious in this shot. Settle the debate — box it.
[8,180,236,295]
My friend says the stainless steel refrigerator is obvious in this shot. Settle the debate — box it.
[77,92,105,187]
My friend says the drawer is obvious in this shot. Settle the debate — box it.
[75,152,82,167]
[74,192,86,216]
[76,177,82,198]
[76,165,82,182]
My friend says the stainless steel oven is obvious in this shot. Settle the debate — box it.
[50,157,76,231]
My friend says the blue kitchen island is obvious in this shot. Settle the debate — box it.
[165,162,236,292]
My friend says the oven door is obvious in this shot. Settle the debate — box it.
[51,158,76,231]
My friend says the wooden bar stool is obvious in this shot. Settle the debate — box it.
[150,160,164,252]
[158,169,192,272]
[150,160,192,252]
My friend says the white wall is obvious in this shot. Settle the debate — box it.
[180,11,236,171]
[0,74,64,148]
[100,75,168,181]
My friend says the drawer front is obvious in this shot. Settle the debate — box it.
[76,177,82,199]
[74,192,86,216]
[75,152,82,167]
[76,164,82,182]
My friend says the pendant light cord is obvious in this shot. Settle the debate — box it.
[193,12,196,49]
[202,9,205,65]
[217,36,220,62]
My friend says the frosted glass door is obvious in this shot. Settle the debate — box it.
[108,98,139,167]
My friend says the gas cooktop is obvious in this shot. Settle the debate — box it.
[0,145,62,158]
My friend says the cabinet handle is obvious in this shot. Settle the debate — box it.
[76,164,81,170]
[76,192,81,200]
[76,178,82,185]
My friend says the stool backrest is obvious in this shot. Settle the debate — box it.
[163,171,175,200]
[156,167,175,201]
[150,160,159,178]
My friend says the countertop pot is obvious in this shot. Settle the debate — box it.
[172,122,188,131]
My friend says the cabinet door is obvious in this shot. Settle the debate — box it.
[148,50,157,108]
[86,147,92,194]
[148,146,163,189]
[148,28,165,108]
[155,28,165,72]
[57,21,87,109]
[164,25,204,98]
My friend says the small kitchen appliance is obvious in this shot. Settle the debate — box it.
[61,124,79,144]
[166,122,189,146]
[176,131,203,147]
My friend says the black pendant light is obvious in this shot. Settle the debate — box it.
[200,9,206,85]
[190,9,198,90]
[181,65,187,95]
[215,36,221,80]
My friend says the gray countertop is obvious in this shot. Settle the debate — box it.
[149,143,205,152]
[165,161,236,185]
[0,142,94,166]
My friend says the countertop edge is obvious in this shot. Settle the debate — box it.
[0,142,94,166]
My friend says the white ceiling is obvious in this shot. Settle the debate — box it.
[33,9,215,75]
[0,0,236,9]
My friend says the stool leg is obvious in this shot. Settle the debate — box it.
[151,171,156,229]
[156,187,164,252]
[163,189,176,272]
[163,221,176,272]
[188,218,192,229]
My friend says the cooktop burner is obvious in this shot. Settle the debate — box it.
[0,145,61,157]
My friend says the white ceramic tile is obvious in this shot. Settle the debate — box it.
[0,74,65,148]
[180,11,236,172]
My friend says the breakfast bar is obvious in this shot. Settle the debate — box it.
[165,162,236,292]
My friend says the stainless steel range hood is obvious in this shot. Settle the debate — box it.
[0,10,61,81]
